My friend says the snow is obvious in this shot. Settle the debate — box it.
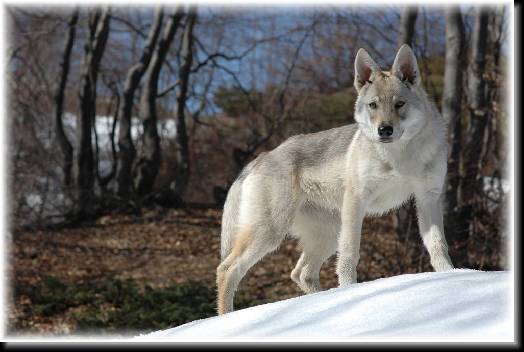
[134,269,513,342]
[63,114,177,154]
[483,176,510,195]
[61,113,177,177]
[20,114,179,226]
[483,176,510,211]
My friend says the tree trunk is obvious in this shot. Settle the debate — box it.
[115,7,164,198]
[171,9,197,202]
[54,8,79,187]
[485,7,505,169]
[133,8,184,197]
[442,6,467,266]
[97,81,120,190]
[461,7,490,248]
[76,7,111,217]
[396,6,418,243]
[398,6,418,47]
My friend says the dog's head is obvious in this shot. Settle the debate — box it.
[353,45,428,144]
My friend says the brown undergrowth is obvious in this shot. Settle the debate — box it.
[8,207,433,336]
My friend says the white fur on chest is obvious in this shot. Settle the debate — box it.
[357,135,445,215]
[363,170,415,215]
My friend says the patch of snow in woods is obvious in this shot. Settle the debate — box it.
[63,113,177,166]
[22,114,178,224]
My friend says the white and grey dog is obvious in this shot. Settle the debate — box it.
[216,44,454,315]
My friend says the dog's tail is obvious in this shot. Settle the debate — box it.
[220,179,242,261]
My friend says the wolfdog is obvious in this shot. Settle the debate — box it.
[216,44,454,315]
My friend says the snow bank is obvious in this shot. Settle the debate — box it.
[135,269,513,342]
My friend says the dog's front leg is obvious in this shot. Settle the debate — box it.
[336,189,365,286]
[416,192,454,271]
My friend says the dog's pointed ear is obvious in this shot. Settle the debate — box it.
[391,44,420,86]
[354,48,380,91]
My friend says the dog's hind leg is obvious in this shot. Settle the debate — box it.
[290,208,339,294]
[291,248,333,294]
[216,225,285,315]
[217,168,301,315]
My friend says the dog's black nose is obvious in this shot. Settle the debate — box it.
[378,124,394,137]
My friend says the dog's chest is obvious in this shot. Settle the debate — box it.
[364,161,427,215]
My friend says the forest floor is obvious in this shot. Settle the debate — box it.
[7,207,432,336]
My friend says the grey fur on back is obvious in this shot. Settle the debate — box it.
[272,124,358,169]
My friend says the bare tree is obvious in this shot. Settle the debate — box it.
[54,8,79,187]
[396,6,418,244]
[76,7,111,217]
[95,77,120,190]
[171,8,197,202]
[442,7,466,125]
[442,6,467,265]
[133,7,184,197]
[210,20,315,205]
[115,7,165,198]
[459,7,490,246]
[398,6,418,47]
[484,6,506,170]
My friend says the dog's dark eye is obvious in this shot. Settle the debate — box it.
[368,102,377,109]
[395,101,405,108]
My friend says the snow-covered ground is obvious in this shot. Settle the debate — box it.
[135,269,514,343]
